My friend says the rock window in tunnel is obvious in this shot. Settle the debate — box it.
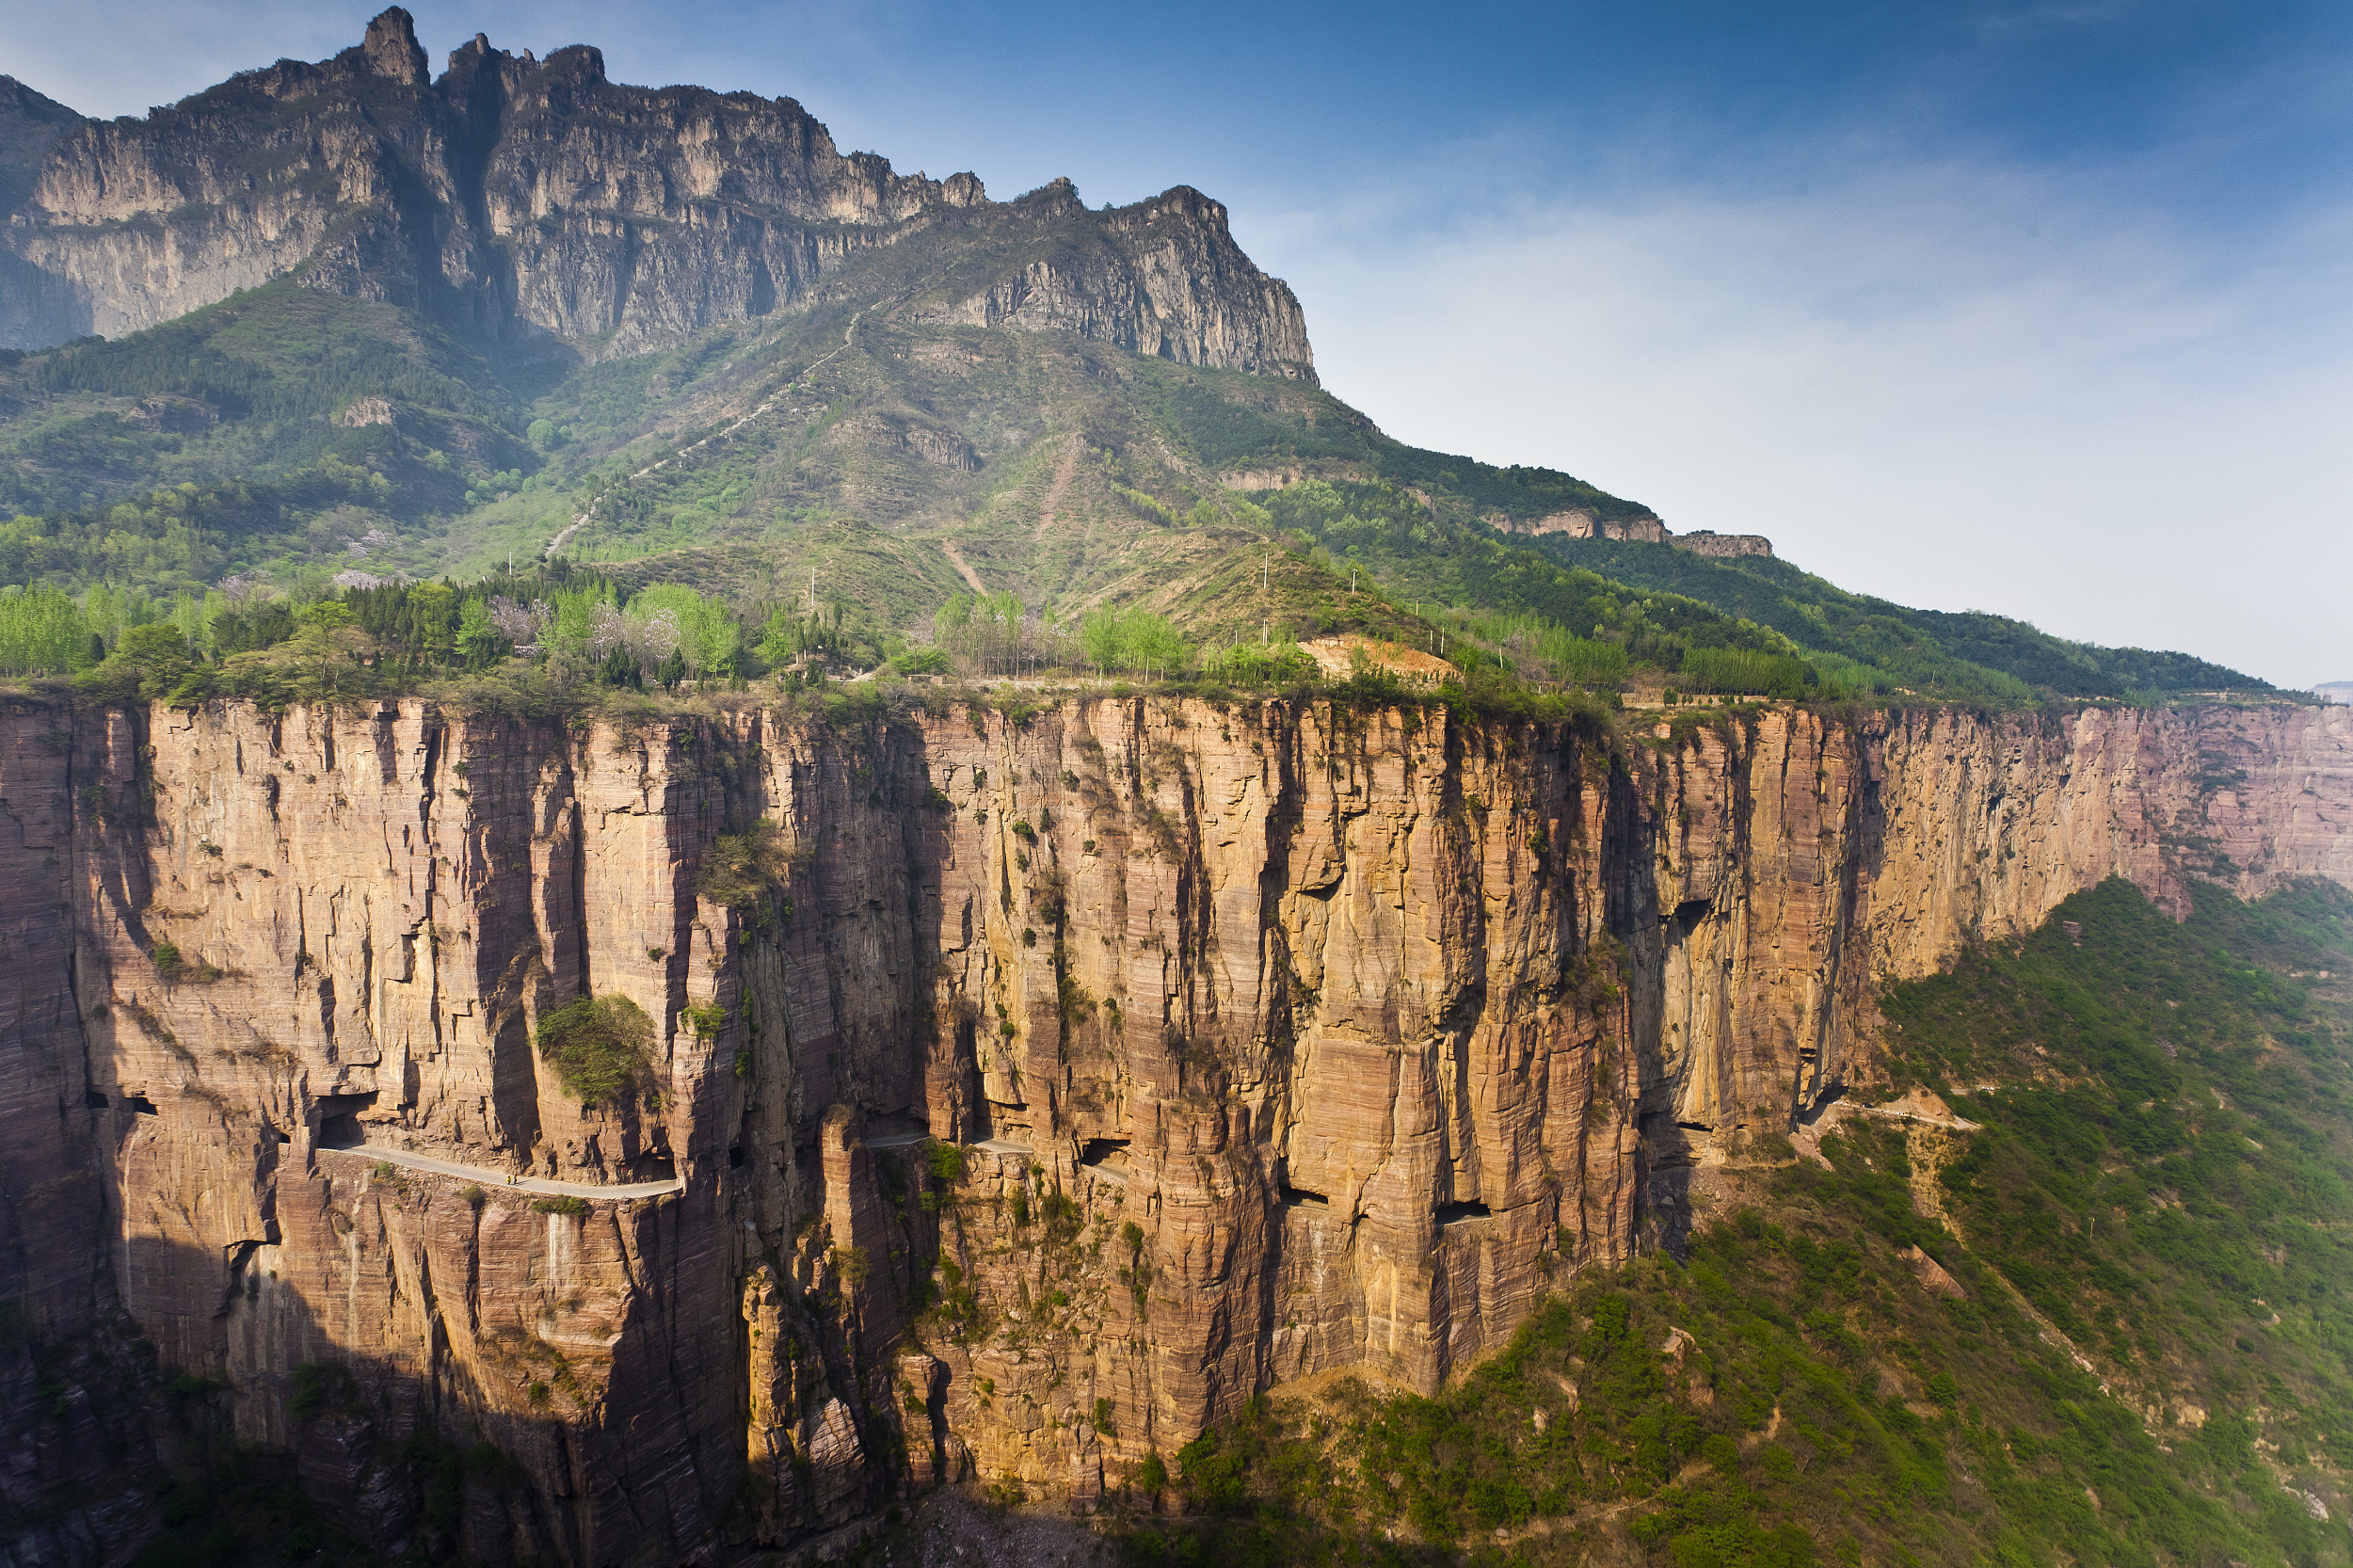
[1435,1199,1492,1226]
[314,1094,376,1149]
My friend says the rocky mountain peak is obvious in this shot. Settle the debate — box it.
[359,7,428,87]
[0,15,1315,375]
[1016,174,1087,215]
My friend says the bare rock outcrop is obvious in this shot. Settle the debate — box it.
[1671,530,1774,559]
[1492,512,1775,559]
[0,11,1317,374]
[0,693,2345,1560]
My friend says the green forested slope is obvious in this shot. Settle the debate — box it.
[0,274,2271,701]
[1113,879,2353,1568]
[1518,536,2259,701]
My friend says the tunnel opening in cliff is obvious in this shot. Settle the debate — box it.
[627,1152,679,1183]
[1435,1200,1493,1226]
[313,1094,376,1150]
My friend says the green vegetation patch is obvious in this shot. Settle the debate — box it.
[1530,536,2261,700]
[1887,878,2353,1461]
[697,822,793,909]
[130,1448,377,1568]
[533,995,658,1107]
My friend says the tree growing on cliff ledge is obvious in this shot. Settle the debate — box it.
[534,995,658,1107]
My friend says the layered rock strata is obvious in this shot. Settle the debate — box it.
[0,10,1317,374]
[1,695,2346,1561]
[1491,511,1773,558]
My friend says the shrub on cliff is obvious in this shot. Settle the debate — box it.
[697,822,793,909]
[74,622,198,702]
[534,995,657,1107]
[150,939,224,984]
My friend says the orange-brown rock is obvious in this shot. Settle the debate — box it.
[1,693,2345,1560]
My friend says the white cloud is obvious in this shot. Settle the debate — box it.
[1251,158,2353,687]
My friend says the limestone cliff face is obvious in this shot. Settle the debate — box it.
[1,695,2345,1561]
[0,9,1317,376]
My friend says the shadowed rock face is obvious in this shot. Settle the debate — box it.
[0,9,1318,375]
[1,695,2346,1561]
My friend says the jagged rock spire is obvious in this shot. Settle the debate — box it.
[360,8,428,87]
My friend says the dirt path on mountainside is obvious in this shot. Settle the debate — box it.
[940,542,987,594]
[1032,435,1081,544]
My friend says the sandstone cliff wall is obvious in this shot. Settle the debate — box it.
[0,10,1317,375]
[2,695,2345,1561]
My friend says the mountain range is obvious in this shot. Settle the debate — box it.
[0,8,2271,703]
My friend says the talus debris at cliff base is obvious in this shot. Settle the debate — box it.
[1,692,2346,1562]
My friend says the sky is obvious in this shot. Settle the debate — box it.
[5,0,2347,686]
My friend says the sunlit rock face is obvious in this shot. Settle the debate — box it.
[2,694,2345,1560]
[0,9,1318,374]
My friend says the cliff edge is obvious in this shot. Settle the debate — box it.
[1,693,2346,1560]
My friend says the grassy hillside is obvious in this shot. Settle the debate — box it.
[1112,877,2353,1567]
[0,280,2272,702]
[1524,536,2259,702]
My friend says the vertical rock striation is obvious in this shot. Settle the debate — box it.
[0,10,1318,374]
[0,694,2345,1560]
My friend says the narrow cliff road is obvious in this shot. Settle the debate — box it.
[320,1141,684,1200]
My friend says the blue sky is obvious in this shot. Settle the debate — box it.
[7,1,2346,685]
